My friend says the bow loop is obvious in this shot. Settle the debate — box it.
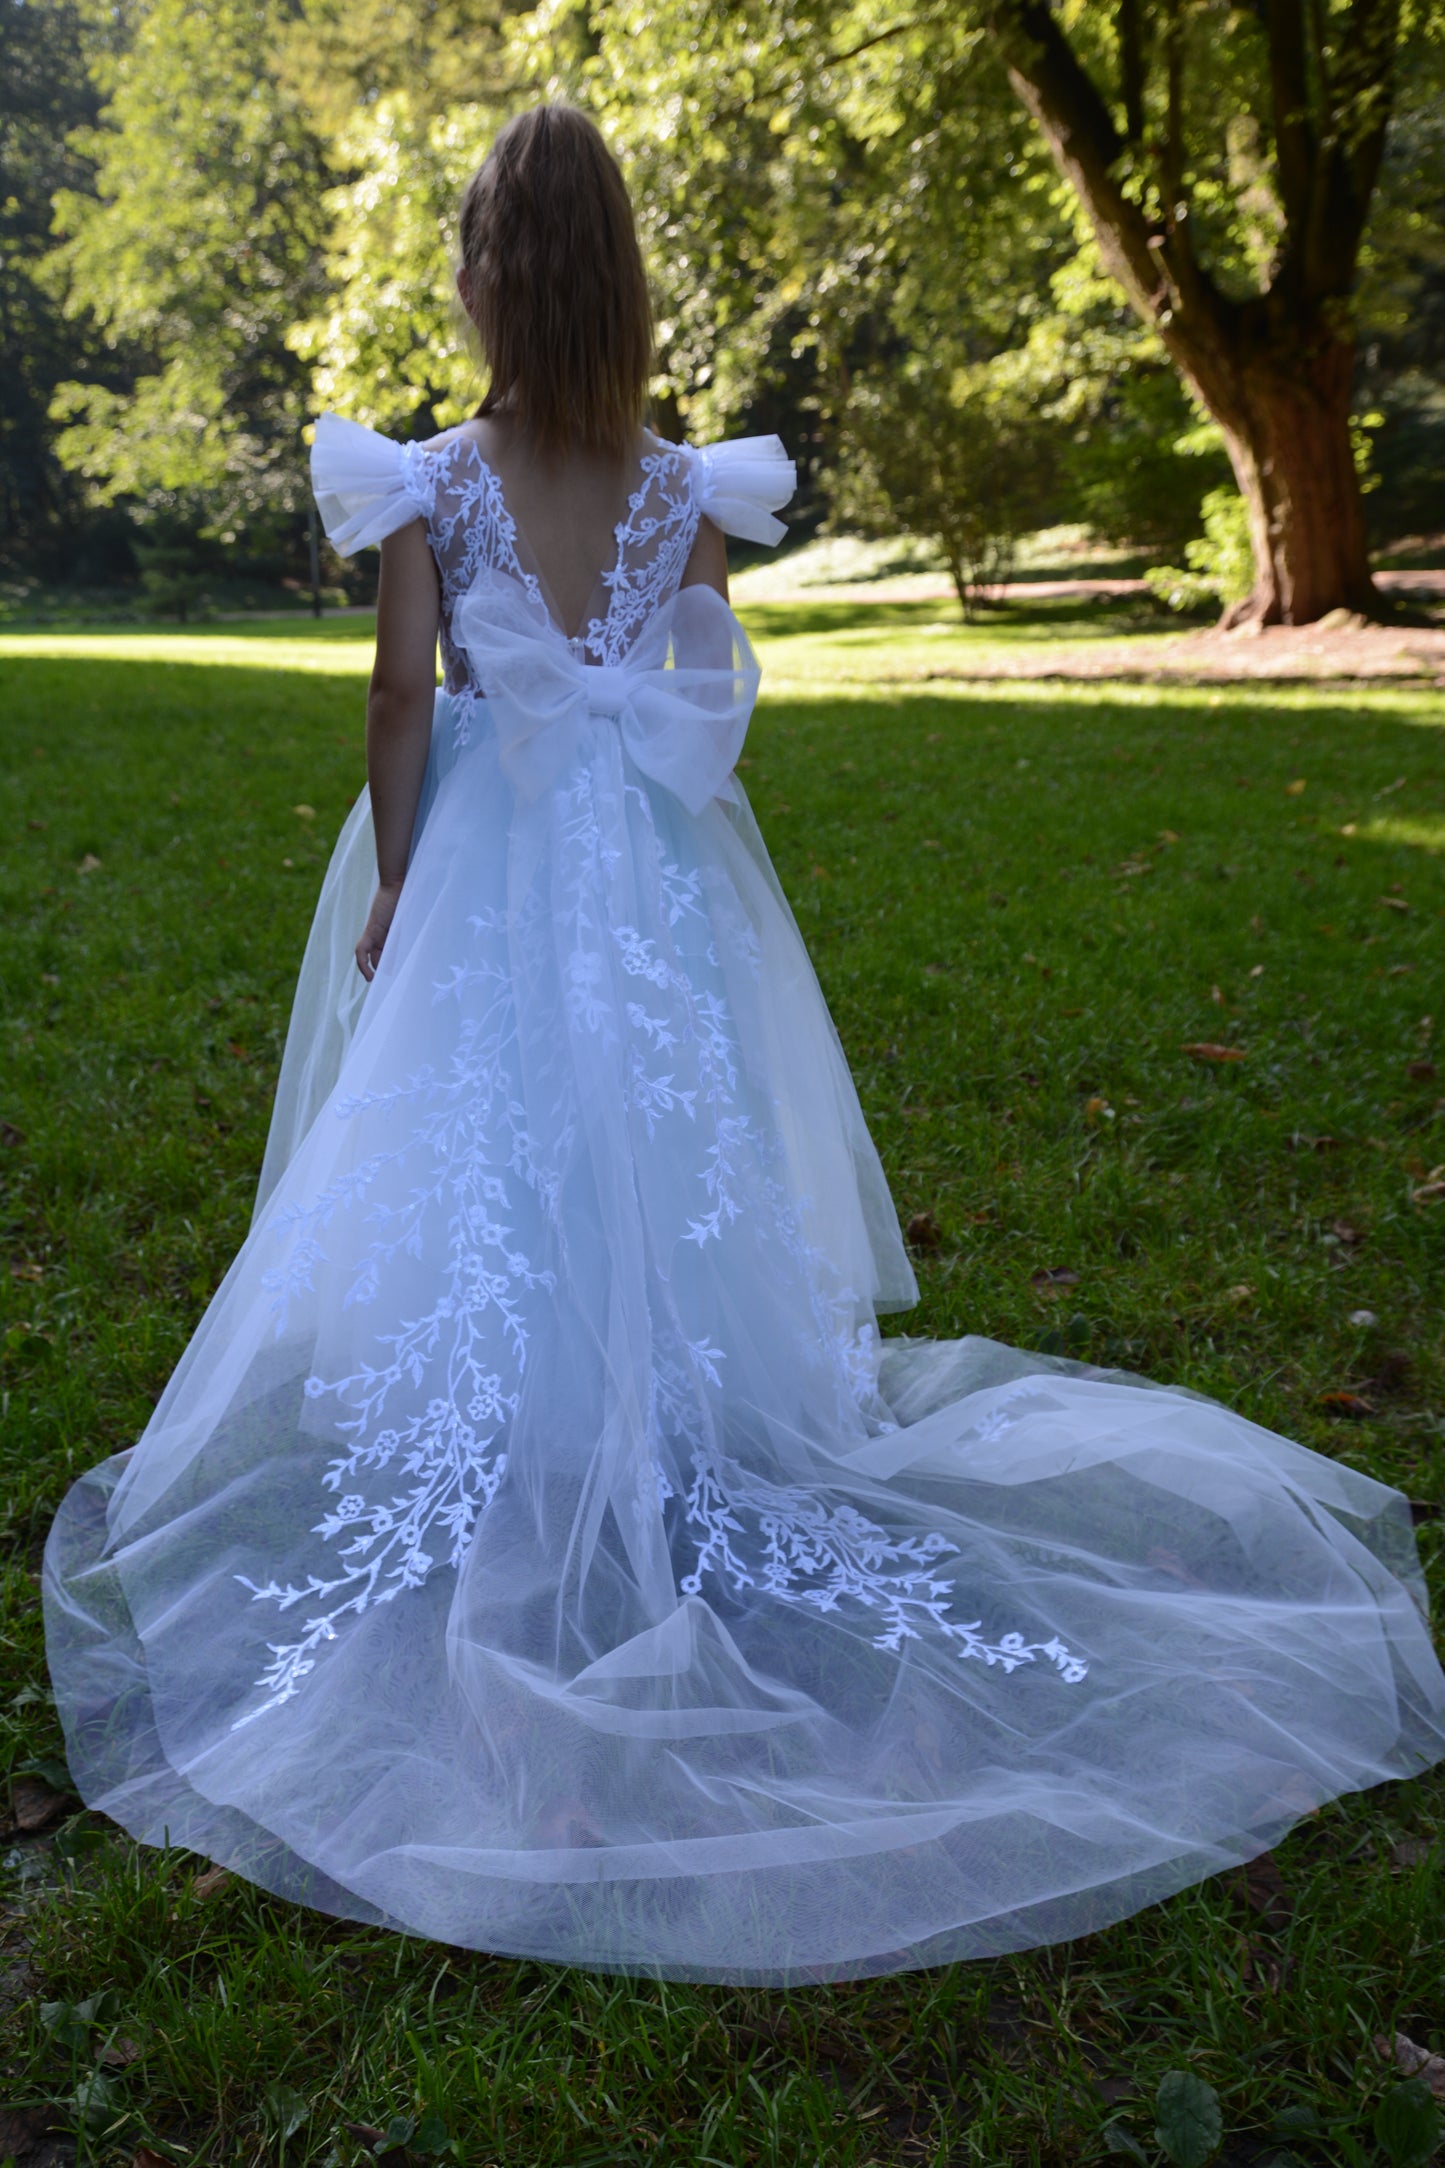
[453,572,760,817]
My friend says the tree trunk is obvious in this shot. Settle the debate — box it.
[983,0,1393,628]
[1165,319,1380,627]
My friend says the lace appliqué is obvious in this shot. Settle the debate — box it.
[580,447,699,668]
[681,1441,1089,1683]
[415,434,704,749]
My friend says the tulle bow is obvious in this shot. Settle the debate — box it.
[454,573,761,817]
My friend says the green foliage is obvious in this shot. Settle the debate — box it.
[1146,487,1256,614]
[838,360,1056,615]
[1154,2069,1224,2166]
[44,0,333,531]
[1374,2079,1444,2168]
[0,0,114,575]
[289,93,498,434]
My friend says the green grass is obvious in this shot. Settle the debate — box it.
[1,601,1443,2167]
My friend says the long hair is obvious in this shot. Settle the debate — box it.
[458,104,653,461]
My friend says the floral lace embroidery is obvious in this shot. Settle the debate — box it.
[235,447,1092,1725]
[681,1442,1089,1682]
[581,446,699,667]
[415,434,703,746]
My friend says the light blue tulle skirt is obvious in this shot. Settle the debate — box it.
[43,689,1445,1983]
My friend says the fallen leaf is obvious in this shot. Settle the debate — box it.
[10,1776,70,1831]
[1331,1220,1364,1246]
[1318,1390,1375,1419]
[192,1864,232,1899]
[9,1262,43,1283]
[1237,1935,1289,1993]
[1378,895,1411,912]
[0,1122,24,1148]
[1031,1266,1080,1293]
[1412,1178,1445,1204]
[905,1211,941,1252]
[0,2105,61,2156]
[292,803,316,821]
[1389,1836,1434,1872]
[1405,1059,1437,1083]
[1365,1349,1413,1396]
[1375,2033,1445,2103]
[98,2035,144,2070]
[1248,963,1264,978]
[1340,821,1358,836]
[1084,1096,1113,1125]
[1158,829,1180,844]
[1222,1284,1254,1306]
[133,2149,175,2167]
[1225,1849,1294,1928]
[1285,778,1306,796]
[1374,776,1408,798]
[76,854,102,874]
[1182,1043,1246,1062]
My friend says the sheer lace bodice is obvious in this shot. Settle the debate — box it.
[417,434,706,744]
[310,414,796,749]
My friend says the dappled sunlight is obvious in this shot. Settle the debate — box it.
[1360,814,1445,852]
[0,626,376,675]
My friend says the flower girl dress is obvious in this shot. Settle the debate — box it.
[43,414,1445,1985]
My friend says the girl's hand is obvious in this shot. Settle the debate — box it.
[356,880,404,981]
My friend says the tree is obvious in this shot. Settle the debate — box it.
[0,0,121,577]
[43,0,333,538]
[560,0,1440,625]
[977,0,1412,624]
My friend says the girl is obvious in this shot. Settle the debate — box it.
[44,102,1445,1986]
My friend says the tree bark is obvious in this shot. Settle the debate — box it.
[1159,308,1379,627]
[980,0,1394,626]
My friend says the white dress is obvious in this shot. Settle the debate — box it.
[42,414,1445,1985]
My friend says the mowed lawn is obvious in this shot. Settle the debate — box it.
[0,600,1442,2167]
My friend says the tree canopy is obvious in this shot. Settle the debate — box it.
[12,0,1445,618]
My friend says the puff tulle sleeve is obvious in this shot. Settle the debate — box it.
[691,436,796,546]
[309,411,434,557]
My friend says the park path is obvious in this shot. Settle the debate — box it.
[738,566,1445,684]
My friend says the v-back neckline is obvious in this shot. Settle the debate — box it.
[447,431,656,651]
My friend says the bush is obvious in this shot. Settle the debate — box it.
[837,362,1058,618]
[1144,485,1255,613]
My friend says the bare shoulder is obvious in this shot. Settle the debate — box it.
[419,416,495,457]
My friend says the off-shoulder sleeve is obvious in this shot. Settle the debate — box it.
[310,411,434,557]
[692,435,796,547]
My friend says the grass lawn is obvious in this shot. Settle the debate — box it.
[0,599,1443,2167]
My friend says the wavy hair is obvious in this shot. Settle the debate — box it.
[458,104,653,461]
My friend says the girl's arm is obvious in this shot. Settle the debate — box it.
[679,512,728,602]
[355,519,441,981]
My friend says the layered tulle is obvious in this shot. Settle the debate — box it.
[43,671,1445,1983]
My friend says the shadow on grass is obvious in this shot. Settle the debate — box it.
[738,590,1188,643]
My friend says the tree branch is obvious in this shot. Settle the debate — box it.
[1263,0,1318,240]
[1300,0,1399,296]
[979,0,1224,336]
[1116,0,1146,145]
